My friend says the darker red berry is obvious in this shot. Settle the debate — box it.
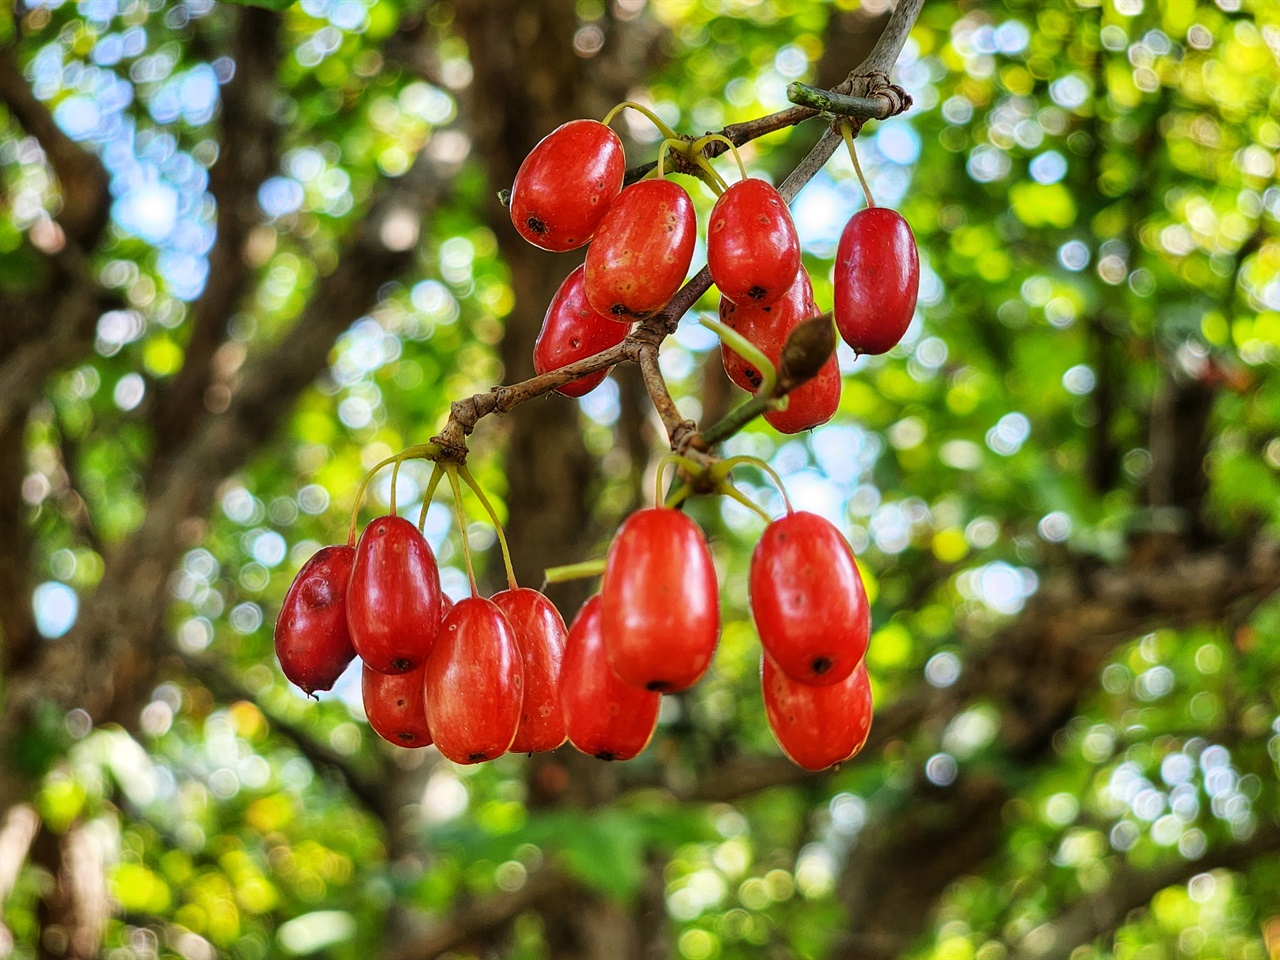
[533,265,631,398]
[707,178,800,306]
[274,545,357,696]
[833,207,920,355]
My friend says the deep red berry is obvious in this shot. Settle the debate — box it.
[707,178,801,306]
[762,654,873,771]
[492,587,568,754]
[584,180,696,320]
[833,207,920,355]
[561,595,660,761]
[601,507,719,692]
[424,597,523,764]
[749,511,870,686]
[720,266,840,433]
[363,661,432,748]
[346,515,443,675]
[533,265,632,398]
[274,545,356,695]
[510,119,625,252]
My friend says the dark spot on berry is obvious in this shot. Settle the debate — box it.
[595,750,618,761]
[748,286,767,300]
[398,732,415,743]
[611,303,628,315]
[745,368,762,389]
[812,656,833,675]
[392,658,412,672]
[645,679,672,692]
[469,751,489,762]
[526,215,547,235]
[570,337,581,349]
[374,523,387,535]
[396,698,406,708]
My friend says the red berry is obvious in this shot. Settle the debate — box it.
[561,595,660,761]
[833,207,920,355]
[584,180,696,320]
[492,587,568,754]
[274,545,356,695]
[424,597,523,764]
[749,511,870,686]
[533,265,631,398]
[346,515,443,675]
[762,654,873,771]
[510,119,625,252]
[601,507,719,692]
[706,178,800,306]
[362,661,432,748]
[720,266,840,433]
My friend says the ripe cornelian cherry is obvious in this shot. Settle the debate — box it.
[533,265,631,398]
[584,179,696,320]
[720,266,840,434]
[361,596,451,748]
[424,597,523,764]
[601,507,719,692]
[510,119,625,252]
[750,511,870,686]
[706,178,800,306]
[833,207,920,355]
[346,515,442,675]
[274,545,356,695]
[762,654,873,771]
[561,595,660,761]
[492,587,568,753]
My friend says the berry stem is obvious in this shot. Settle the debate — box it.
[699,314,777,400]
[655,138,684,180]
[840,122,875,208]
[346,443,439,547]
[445,464,479,598]
[602,100,680,142]
[654,452,705,509]
[543,558,607,585]
[719,454,794,515]
[691,133,747,184]
[458,464,518,591]
[718,481,773,524]
[418,462,446,531]
[388,456,403,517]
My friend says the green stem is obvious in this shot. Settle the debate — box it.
[458,464,518,591]
[655,138,685,180]
[700,314,777,399]
[719,454,793,514]
[719,482,773,524]
[787,81,900,123]
[445,465,479,597]
[389,456,403,517]
[663,482,694,510]
[417,462,445,531]
[840,121,875,208]
[654,452,706,509]
[691,133,747,184]
[602,100,680,142]
[543,558,608,584]
[699,395,775,448]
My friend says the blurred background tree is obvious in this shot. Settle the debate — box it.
[2,0,1280,958]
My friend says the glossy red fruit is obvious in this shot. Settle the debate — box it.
[347,515,442,675]
[492,587,568,753]
[584,180,696,320]
[749,511,870,686]
[424,597,523,764]
[833,207,920,355]
[720,266,840,433]
[762,654,873,771]
[510,119,625,252]
[706,178,801,306]
[274,545,356,695]
[359,596,453,747]
[561,595,660,761]
[601,507,719,692]
[533,265,632,398]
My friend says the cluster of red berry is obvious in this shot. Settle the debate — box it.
[274,485,872,771]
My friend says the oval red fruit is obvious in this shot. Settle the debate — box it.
[749,511,870,686]
[492,587,568,754]
[601,507,719,692]
[274,545,356,695]
[346,515,442,675]
[510,119,625,252]
[707,178,800,306]
[584,180,696,320]
[424,597,523,764]
[833,207,919,355]
[720,267,840,433]
[762,654,873,771]
[533,265,632,398]
[561,595,660,761]
[363,661,432,748]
